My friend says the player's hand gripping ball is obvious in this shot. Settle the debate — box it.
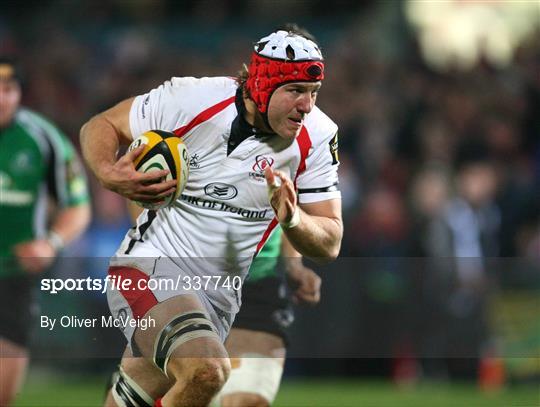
[129,130,189,210]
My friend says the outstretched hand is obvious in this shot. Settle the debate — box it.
[265,166,298,225]
[100,145,177,204]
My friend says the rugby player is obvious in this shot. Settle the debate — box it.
[0,57,91,406]
[81,25,342,407]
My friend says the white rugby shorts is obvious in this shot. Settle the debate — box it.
[106,241,234,346]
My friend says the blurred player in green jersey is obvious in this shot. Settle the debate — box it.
[0,57,91,406]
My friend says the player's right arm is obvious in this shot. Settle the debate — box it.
[80,97,176,202]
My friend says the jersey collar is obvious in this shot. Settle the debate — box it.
[228,87,273,155]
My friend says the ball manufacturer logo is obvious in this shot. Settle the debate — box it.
[204,183,238,200]
[128,136,147,152]
[252,155,275,173]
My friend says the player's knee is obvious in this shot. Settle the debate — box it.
[168,356,230,396]
[189,358,230,393]
[222,392,270,407]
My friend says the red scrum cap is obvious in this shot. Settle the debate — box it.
[246,30,324,114]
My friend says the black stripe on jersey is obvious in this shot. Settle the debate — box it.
[15,110,65,205]
[125,210,157,255]
[124,240,137,256]
[41,130,60,202]
[298,183,339,194]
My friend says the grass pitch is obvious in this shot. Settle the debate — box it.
[13,372,539,406]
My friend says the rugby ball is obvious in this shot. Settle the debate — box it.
[129,130,189,210]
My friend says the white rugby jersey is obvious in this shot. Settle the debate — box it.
[115,76,340,312]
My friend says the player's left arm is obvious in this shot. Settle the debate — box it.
[47,137,92,247]
[266,167,342,263]
[282,233,322,304]
[14,206,91,276]
[14,134,91,274]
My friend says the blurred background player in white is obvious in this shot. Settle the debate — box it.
[81,23,341,407]
[0,56,91,406]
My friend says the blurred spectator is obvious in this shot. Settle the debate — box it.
[418,144,501,379]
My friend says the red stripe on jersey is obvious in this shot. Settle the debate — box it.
[255,217,279,256]
[255,128,310,256]
[173,96,236,138]
[294,126,312,187]
[108,266,158,319]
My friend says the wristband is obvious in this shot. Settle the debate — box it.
[47,231,65,251]
[280,207,301,229]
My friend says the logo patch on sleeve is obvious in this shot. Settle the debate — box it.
[328,133,339,165]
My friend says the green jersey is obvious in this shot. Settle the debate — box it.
[248,227,282,282]
[0,108,89,275]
